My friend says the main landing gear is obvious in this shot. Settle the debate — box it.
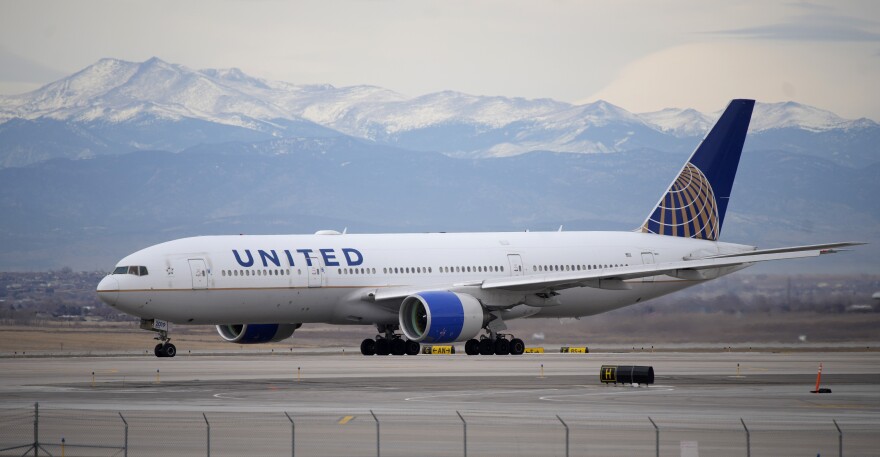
[361,325,420,356]
[464,334,525,356]
[141,318,176,358]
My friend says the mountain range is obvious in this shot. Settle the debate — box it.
[1,57,877,167]
[0,58,877,273]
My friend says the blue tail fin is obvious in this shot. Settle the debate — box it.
[640,99,755,241]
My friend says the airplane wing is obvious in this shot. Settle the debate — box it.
[367,242,863,301]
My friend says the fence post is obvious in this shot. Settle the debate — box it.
[284,412,295,457]
[456,411,467,457]
[740,418,750,457]
[648,417,659,457]
[119,412,129,457]
[33,402,39,457]
[557,415,569,457]
[370,410,380,457]
[833,419,842,457]
[203,413,210,457]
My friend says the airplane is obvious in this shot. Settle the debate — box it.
[96,99,861,357]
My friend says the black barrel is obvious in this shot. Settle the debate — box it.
[600,365,654,385]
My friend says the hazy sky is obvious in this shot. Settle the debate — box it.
[1,0,878,119]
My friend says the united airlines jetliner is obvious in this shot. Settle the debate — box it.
[96,99,860,357]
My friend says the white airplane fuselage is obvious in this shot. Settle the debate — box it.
[98,230,752,325]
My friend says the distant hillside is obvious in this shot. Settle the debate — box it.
[0,138,876,272]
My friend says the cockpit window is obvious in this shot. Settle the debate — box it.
[113,266,149,276]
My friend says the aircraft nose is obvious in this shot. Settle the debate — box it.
[96,276,119,306]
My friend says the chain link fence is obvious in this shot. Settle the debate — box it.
[1,404,877,456]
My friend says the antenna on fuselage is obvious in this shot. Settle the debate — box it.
[342,227,348,234]
[558,225,564,232]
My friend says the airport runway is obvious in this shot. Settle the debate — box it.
[1,351,878,456]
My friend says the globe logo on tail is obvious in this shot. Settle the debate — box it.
[641,162,719,241]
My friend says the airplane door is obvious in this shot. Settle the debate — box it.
[188,259,208,289]
[307,256,323,288]
[641,252,655,283]
[507,254,524,276]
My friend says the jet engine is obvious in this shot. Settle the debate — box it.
[216,323,300,344]
[399,291,487,343]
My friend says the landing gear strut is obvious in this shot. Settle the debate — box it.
[465,334,525,356]
[360,324,420,356]
[141,319,176,358]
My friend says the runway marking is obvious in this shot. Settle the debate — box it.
[798,402,874,410]
[405,389,560,402]
[338,415,355,424]
[539,385,675,402]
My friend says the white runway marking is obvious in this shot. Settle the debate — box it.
[539,385,675,402]
[405,389,560,402]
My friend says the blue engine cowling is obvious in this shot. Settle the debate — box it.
[216,323,300,344]
[399,291,486,343]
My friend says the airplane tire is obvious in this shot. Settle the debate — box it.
[494,338,510,355]
[509,338,525,355]
[375,338,391,356]
[154,344,165,358]
[405,340,420,356]
[390,338,406,356]
[360,338,376,356]
[465,339,480,355]
[161,343,176,358]
[478,338,494,355]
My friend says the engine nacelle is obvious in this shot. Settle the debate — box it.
[399,291,486,343]
[216,323,300,344]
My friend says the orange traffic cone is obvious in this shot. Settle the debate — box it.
[811,362,831,393]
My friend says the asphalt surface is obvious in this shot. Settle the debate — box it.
[1,351,877,456]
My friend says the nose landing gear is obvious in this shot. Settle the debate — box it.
[154,342,176,358]
[141,318,177,358]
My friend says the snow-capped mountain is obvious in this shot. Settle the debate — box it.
[638,108,714,137]
[0,57,877,168]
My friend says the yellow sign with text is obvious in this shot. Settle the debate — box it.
[524,347,545,353]
[560,346,589,353]
[421,345,455,355]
